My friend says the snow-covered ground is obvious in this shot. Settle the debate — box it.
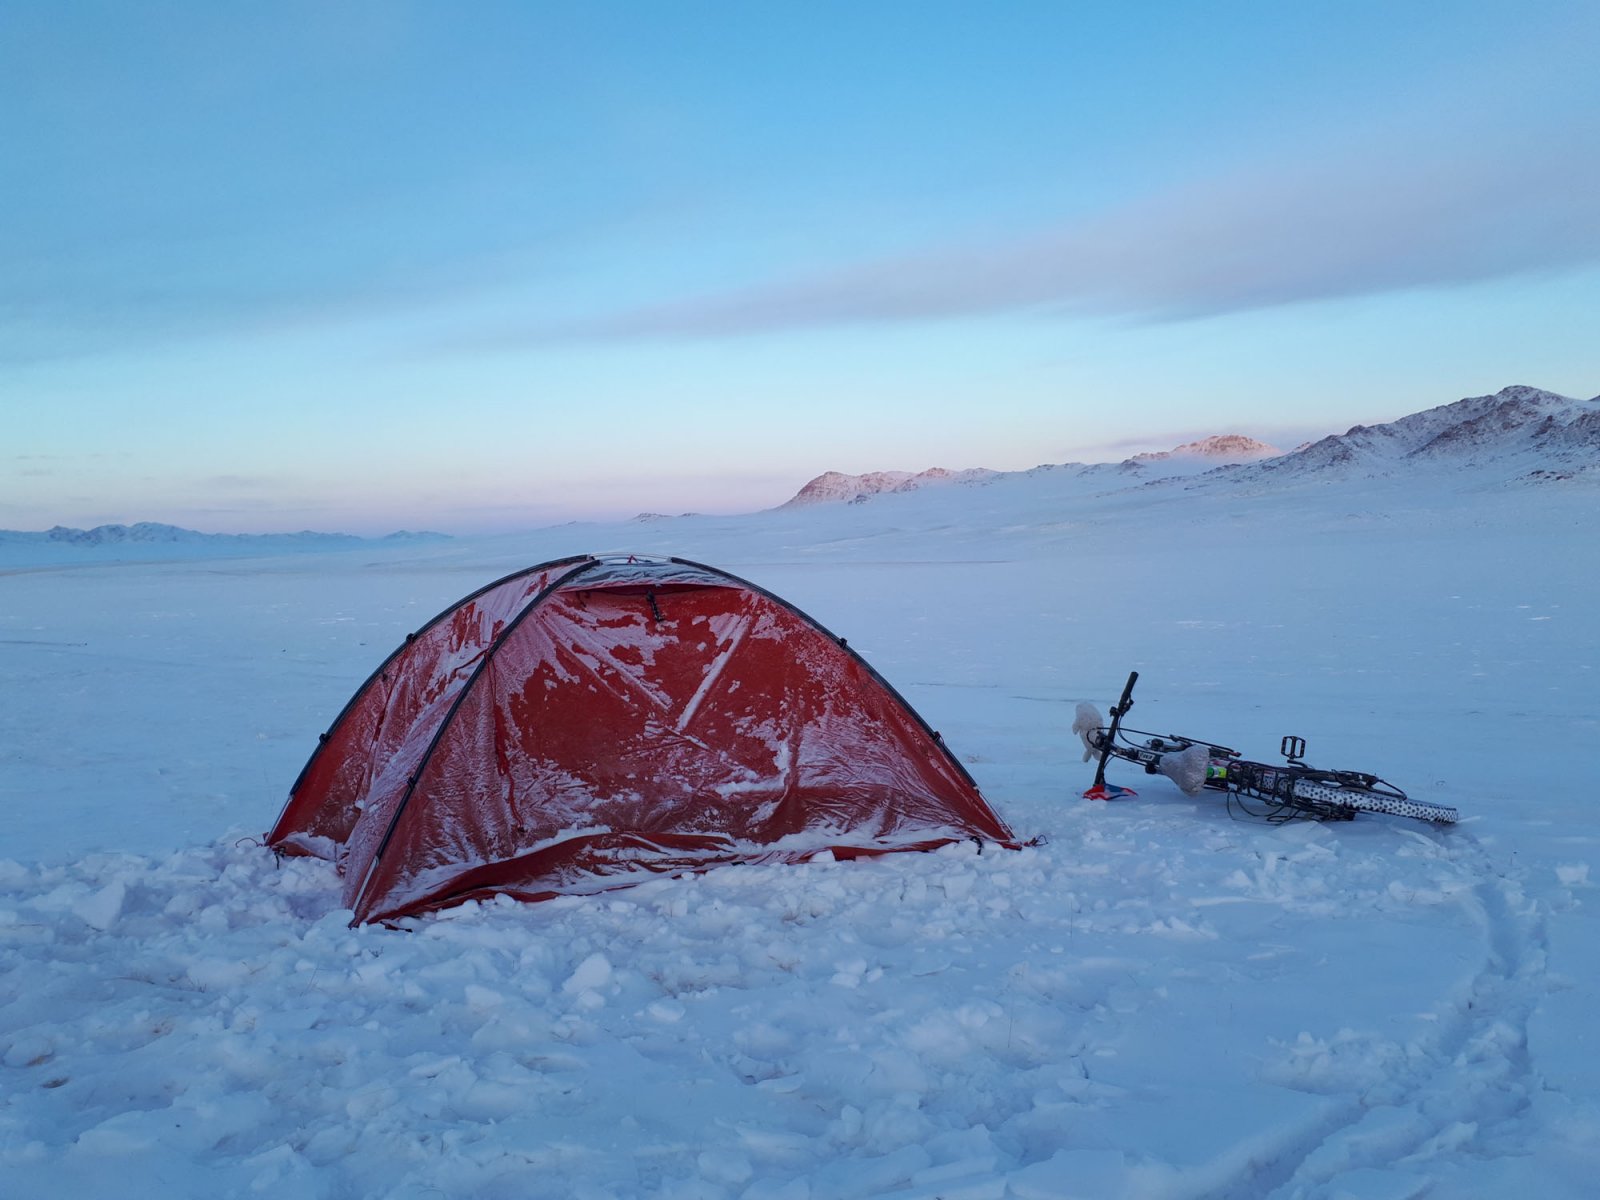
[2,463,1596,1199]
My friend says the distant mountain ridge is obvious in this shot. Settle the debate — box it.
[0,522,451,548]
[778,432,1282,507]
[16,387,1595,553]
[777,385,1596,507]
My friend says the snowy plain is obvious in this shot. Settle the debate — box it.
[2,455,1597,1199]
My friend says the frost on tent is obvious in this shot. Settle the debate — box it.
[266,554,1016,924]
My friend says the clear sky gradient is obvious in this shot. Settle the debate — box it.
[6,1,1599,534]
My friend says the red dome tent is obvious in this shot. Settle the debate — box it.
[268,555,1016,925]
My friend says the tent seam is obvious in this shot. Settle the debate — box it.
[268,554,591,839]
[349,556,602,922]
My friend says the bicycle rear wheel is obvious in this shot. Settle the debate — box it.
[1289,778,1458,825]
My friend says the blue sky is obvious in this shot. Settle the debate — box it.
[5,1,1598,534]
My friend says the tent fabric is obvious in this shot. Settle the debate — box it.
[267,555,1016,924]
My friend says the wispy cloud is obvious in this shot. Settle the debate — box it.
[534,118,1600,342]
[201,474,288,491]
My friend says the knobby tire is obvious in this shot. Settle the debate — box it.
[1288,778,1459,825]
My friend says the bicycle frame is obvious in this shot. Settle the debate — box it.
[1077,672,1456,825]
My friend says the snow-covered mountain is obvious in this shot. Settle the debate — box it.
[780,386,1597,509]
[1242,385,1599,484]
[14,387,1595,566]
[779,435,1285,507]
[1129,433,1282,467]
[779,466,997,507]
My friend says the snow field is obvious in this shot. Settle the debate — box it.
[3,469,1597,1197]
[0,809,1506,1198]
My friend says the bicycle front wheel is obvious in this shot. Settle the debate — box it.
[1289,779,1458,825]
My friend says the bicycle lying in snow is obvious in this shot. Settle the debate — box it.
[1072,672,1459,826]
